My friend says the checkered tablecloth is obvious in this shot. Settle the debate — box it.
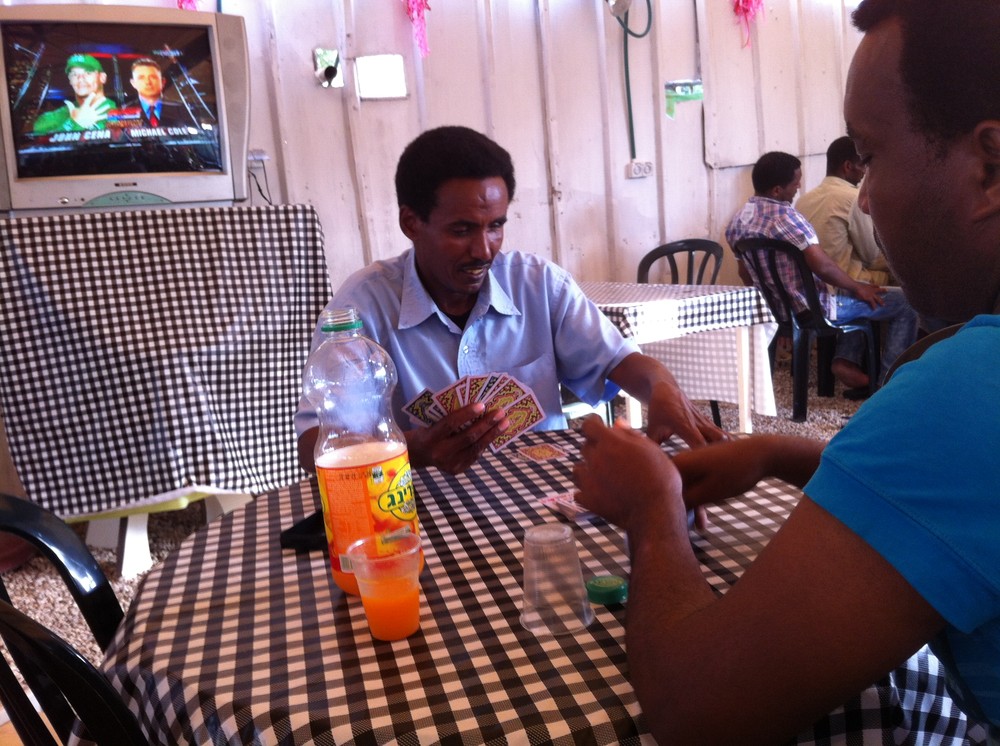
[101,430,984,745]
[581,282,779,418]
[0,205,330,517]
[580,282,775,344]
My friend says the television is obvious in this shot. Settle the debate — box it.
[0,4,249,214]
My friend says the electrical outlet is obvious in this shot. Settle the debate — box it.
[248,149,269,171]
[625,160,653,179]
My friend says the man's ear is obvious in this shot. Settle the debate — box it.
[973,120,1000,221]
[398,205,419,240]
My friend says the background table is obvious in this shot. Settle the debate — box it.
[103,430,984,744]
[581,281,778,433]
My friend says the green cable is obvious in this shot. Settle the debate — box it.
[618,0,653,162]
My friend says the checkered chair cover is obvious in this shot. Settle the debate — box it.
[0,205,330,518]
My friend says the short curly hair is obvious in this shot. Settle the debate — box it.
[751,152,801,195]
[853,0,1000,144]
[394,126,516,221]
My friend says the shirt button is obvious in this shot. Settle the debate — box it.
[463,346,469,354]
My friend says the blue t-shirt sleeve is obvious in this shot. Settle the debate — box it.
[805,317,1000,633]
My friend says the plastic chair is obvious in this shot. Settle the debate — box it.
[637,239,724,426]
[0,600,146,746]
[0,493,123,651]
[636,239,724,285]
[732,237,878,422]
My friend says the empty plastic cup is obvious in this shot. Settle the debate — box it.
[346,532,422,641]
[520,523,594,636]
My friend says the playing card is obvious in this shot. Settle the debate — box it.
[539,491,593,520]
[489,391,544,452]
[467,373,500,403]
[434,377,470,414]
[480,375,529,412]
[402,389,441,427]
[510,443,568,462]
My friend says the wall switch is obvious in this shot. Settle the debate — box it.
[248,149,269,170]
[625,160,653,179]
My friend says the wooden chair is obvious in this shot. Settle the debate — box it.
[636,239,723,285]
[637,239,724,426]
[733,237,878,422]
[0,600,145,745]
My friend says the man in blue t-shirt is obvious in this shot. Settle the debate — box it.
[571,0,1000,742]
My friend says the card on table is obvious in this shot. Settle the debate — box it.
[510,443,568,462]
[539,490,593,520]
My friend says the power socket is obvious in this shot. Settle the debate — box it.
[248,149,269,171]
[625,160,653,179]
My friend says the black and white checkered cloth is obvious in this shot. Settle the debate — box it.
[101,430,985,745]
[579,281,775,344]
[0,205,330,517]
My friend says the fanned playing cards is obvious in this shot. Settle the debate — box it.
[402,373,543,452]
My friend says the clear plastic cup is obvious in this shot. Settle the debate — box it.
[346,533,422,641]
[520,523,594,636]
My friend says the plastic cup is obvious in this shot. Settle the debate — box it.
[345,533,422,641]
[520,523,594,636]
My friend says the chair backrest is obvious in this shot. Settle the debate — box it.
[0,601,146,745]
[0,493,122,651]
[732,237,833,331]
[637,239,723,285]
[883,323,963,383]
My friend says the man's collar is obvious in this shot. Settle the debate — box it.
[397,249,518,329]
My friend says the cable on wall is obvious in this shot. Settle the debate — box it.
[613,0,652,160]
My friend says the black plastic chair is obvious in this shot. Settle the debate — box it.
[0,600,145,746]
[636,239,724,285]
[732,237,878,422]
[0,493,123,650]
[0,492,125,744]
[637,239,725,426]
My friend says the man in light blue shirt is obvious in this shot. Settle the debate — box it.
[296,126,723,474]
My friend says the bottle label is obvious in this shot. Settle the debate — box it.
[315,443,417,574]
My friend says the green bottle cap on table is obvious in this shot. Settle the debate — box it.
[586,574,628,605]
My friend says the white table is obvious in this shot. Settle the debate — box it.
[581,282,778,433]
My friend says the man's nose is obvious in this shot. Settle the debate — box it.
[470,230,493,261]
[858,179,871,215]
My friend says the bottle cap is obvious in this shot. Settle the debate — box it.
[321,307,363,333]
[586,574,628,605]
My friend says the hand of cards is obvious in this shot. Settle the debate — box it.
[402,373,544,452]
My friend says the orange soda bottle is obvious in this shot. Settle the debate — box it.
[302,308,420,595]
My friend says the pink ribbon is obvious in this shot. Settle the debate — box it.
[405,0,431,57]
[733,0,764,47]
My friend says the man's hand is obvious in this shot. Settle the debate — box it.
[572,416,689,537]
[645,379,728,447]
[608,352,727,450]
[66,93,108,129]
[850,280,886,310]
[406,402,509,474]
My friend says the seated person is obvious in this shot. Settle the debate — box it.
[797,135,913,391]
[726,150,917,387]
[572,0,1000,740]
[296,125,724,475]
[33,54,118,135]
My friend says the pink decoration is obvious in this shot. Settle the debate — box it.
[733,0,764,47]
[177,0,198,9]
[405,0,431,58]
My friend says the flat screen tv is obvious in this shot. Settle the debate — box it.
[0,4,249,213]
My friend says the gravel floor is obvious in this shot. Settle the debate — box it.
[1,348,864,673]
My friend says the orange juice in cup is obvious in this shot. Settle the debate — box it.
[358,577,420,640]
[346,533,422,641]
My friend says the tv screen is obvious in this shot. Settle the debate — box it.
[5,21,222,177]
[0,5,249,213]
